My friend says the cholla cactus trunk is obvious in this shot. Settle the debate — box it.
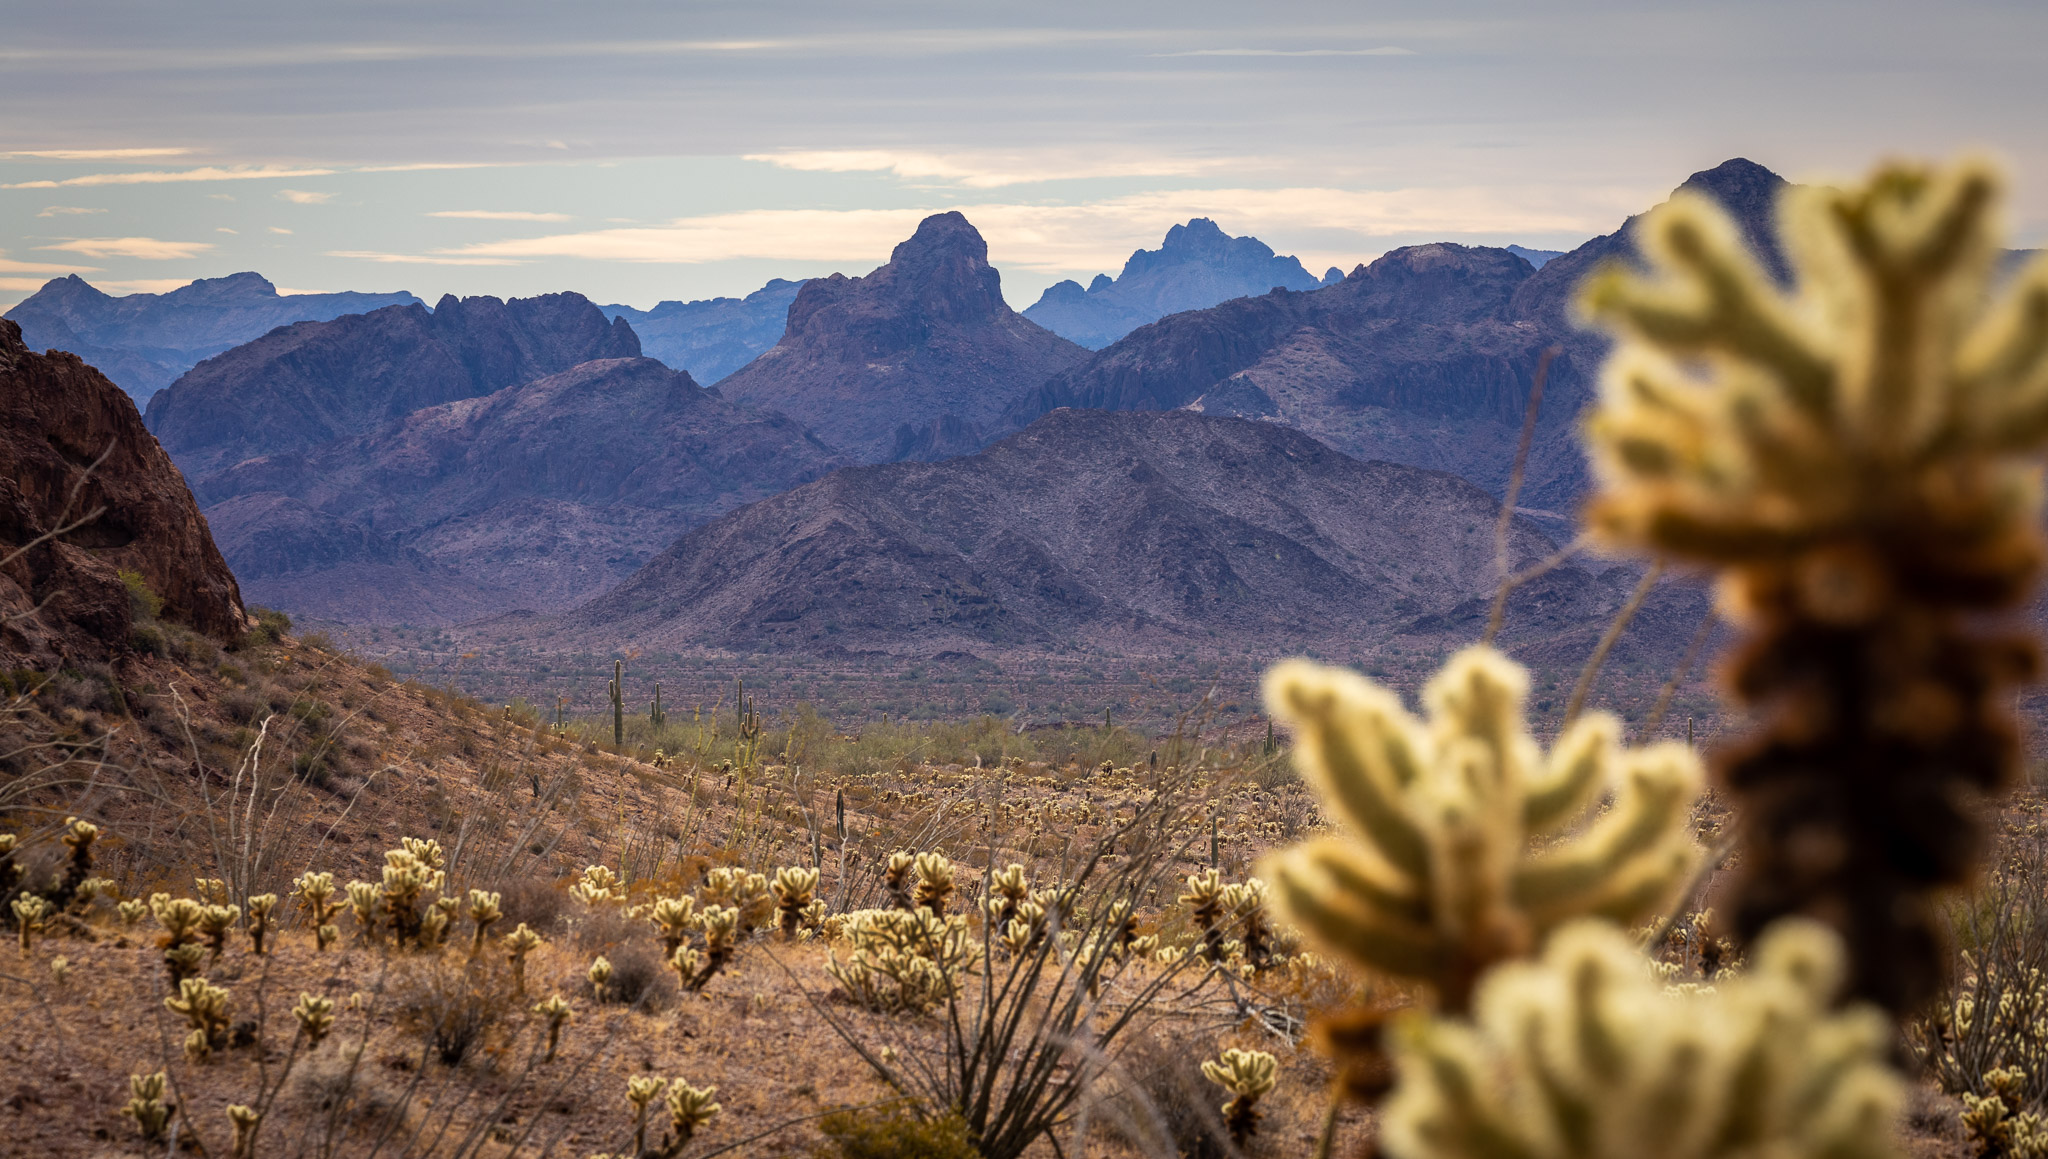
[1579,160,2048,1015]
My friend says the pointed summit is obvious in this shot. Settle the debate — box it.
[718,213,1085,463]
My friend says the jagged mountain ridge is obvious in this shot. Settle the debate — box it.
[3,272,420,403]
[144,291,640,479]
[1023,218,1326,349]
[1002,159,1795,515]
[602,277,806,385]
[0,319,243,667]
[537,407,1626,657]
[716,212,1087,464]
[190,356,846,625]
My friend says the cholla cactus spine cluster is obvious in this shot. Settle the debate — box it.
[466,889,502,959]
[1579,159,2048,1014]
[1202,1048,1279,1145]
[1262,645,1701,1010]
[504,922,544,994]
[11,894,47,956]
[119,1071,173,1143]
[294,992,336,1047]
[245,893,278,955]
[771,867,819,938]
[166,976,234,1062]
[570,864,628,909]
[912,853,955,916]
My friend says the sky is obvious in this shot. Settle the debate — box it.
[4,0,2047,314]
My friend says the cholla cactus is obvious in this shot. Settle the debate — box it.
[345,880,381,941]
[533,994,573,1061]
[380,844,444,945]
[49,955,68,985]
[987,863,1031,928]
[1380,918,1902,1159]
[119,1071,173,1143]
[1262,646,1701,1010]
[419,896,457,949]
[1960,1067,2048,1158]
[826,908,972,1014]
[648,896,697,955]
[1224,879,1277,970]
[627,1076,668,1155]
[195,878,228,905]
[164,943,206,987]
[166,977,234,1061]
[771,867,818,938]
[1001,900,1049,956]
[883,852,917,911]
[52,817,99,908]
[245,894,278,955]
[660,1081,721,1154]
[465,889,502,959]
[589,955,613,1003]
[701,867,772,933]
[1579,159,2048,1015]
[682,906,741,992]
[117,898,148,928]
[913,853,955,916]
[11,895,47,956]
[294,993,336,1047]
[504,923,544,994]
[1202,1048,1279,1145]
[1180,869,1228,962]
[198,904,240,960]
[669,943,703,993]
[227,1103,261,1159]
[294,871,342,926]
[570,865,628,908]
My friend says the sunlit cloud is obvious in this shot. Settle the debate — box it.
[0,277,53,292]
[2,147,193,160]
[427,210,572,221]
[217,227,238,234]
[269,226,294,234]
[327,250,525,266]
[95,278,197,294]
[38,236,213,260]
[36,205,105,217]
[743,148,1212,189]
[4,164,336,189]
[0,249,99,275]
[1149,47,1416,57]
[277,189,334,204]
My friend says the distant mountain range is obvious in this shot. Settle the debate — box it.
[601,278,806,385]
[145,291,640,479]
[717,212,1087,464]
[2,272,420,403]
[1023,218,1330,349]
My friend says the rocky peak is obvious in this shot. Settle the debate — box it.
[1675,157,1790,278]
[786,211,1007,342]
[1337,242,1535,322]
[165,271,280,305]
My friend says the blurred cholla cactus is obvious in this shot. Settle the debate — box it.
[227,1103,260,1159]
[245,894,278,955]
[11,895,47,956]
[1579,159,2048,1014]
[1960,1067,2047,1159]
[1202,1048,1279,1146]
[1223,879,1276,971]
[648,896,697,955]
[166,977,234,1062]
[344,881,380,941]
[1380,918,1902,1159]
[117,898,148,928]
[294,992,335,1047]
[987,863,1031,927]
[533,994,573,1061]
[913,853,955,916]
[771,867,819,938]
[681,906,741,992]
[504,923,544,994]
[119,1071,173,1143]
[669,943,702,992]
[627,1075,668,1155]
[883,852,916,911]
[589,955,613,1002]
[49,954,68,985]
[380,843,444,945]
[658,1081,721,1155]
[570,865,628,908]
[1262,646,1701,1009]
[826,908,971,1014]
[195,878,228,905]
[466,889,502,959]
[1180,869,1228,962]
[164,943,206,987]
[53,817,98,907]
[701,867,771,933]
[198,904,240,959]
[294,871,343,936]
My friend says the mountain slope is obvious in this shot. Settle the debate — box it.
[194,357,845,623]
[0,319,243,666]
[3,272,420,403]
[145,291,640,478]
[544,408,1576,657]
[716,212,1087,463]
[1004,158,1792,514]
[603,278,806,385]
[1024,219,1324,349]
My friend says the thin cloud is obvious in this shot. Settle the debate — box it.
[0,277,54,292]
[0,250,100,275]
[4,165,336,189]
[2,147,193,159]
[39,236,213,260]
[216,227,238,234]
[269,226,294,234]
[327,250,524,266]
[36,206,106,217]
[743,148,1213,189]
[427,210,572,221]
[1150,47,1416,57]
[95,278,194,294]
[277,189,334,204]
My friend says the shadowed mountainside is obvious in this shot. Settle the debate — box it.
[192,356,845,624]
[716,212,1087,464]
[144,291,640,478]
[602,277,806,385]
[3,272,420,404]
[1023,218,1327,349]
[0,318,243,667]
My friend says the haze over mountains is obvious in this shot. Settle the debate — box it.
[3,272,419,404]
[601,278,807,385]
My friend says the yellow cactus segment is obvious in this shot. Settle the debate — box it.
[665,1080,721,1144]
[1262,646,1701,1006]
[1379,918,1903,1159]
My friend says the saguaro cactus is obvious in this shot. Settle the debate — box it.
[609,660,626,748]
[651,682,665,727]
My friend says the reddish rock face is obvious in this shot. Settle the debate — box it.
[0,318,244,666]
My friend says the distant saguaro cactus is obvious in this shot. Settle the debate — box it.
[609,659,625,748]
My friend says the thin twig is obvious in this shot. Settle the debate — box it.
[1563,558,1667,725]
[1483,347,1556,645]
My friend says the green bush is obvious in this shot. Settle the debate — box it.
[816,1105,978,1159]
[118,569,163,620]
[242,607,293,648]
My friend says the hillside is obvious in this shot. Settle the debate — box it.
[144,291,641,478]
[716,212,1087,463]
[3,272,420,403]
[1003,158,1793,514]
[1023,218,1328,349]
[603,277,806,384]
[192,357,846,624]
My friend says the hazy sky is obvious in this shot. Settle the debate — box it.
[5,0,2046,312]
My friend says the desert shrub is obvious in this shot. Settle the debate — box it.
[118,569,163,619]
[586,938,671,1012]
[242,607,293,648]
[816,1104,978,1159]
[1090,1030,1231,1159]
[129,623,167,657]
[494,875,572,935]
[289,1044,404,1132]
[390,955,519,1066]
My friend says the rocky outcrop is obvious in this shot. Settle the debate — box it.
[1023,218,1324,348]
[0,319,243,666]
[4,272,420,404]
[195,357,845,624]
[144,291,641,478]
[1003,159,1794,515]
[716,213,1086,463]
[603,277,806,385]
